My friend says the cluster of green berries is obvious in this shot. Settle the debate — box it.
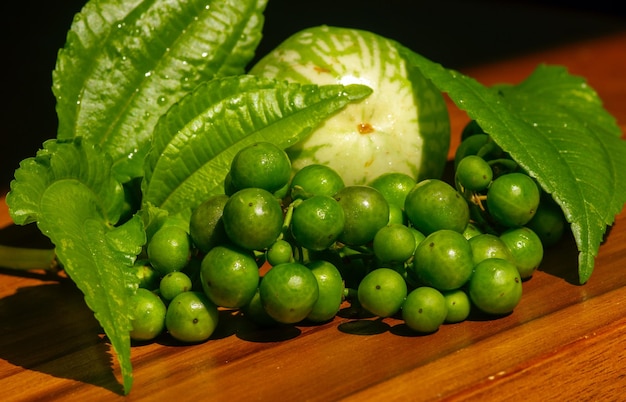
[128,122,566,343]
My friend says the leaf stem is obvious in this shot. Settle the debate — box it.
[0,245,59,272]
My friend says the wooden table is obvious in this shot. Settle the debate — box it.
[1,31,626,401]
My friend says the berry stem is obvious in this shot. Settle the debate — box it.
[281,199,302,237]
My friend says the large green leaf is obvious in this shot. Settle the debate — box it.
[6,139,145,394]
[399,47,626,283]
[142,75,373,215]
[53,0,268,181]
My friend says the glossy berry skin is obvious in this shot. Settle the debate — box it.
[291,195,345,251]
[229,142,291,193]
[357,268,407,318]
[159,271,193,302]
[442,289,471,323]
[200,245,259,308]
[369,172,416,210]
[373,224,416,265]
[468,233,515,266]
[306,260,345,322]
[486,172,540,227]
[500,227,544,279]
[468,258,522,315]
[402,287,448,333]
[266,239,293,266]
[222,187,284,251]
[289,164,345,200]
[189,194,229,254]
[404,179,469,235]
[455,155,493,192]
[147,225,191,275]
[129,288,167,341]
[165,291,219,343]
[411,229,474,291]
[334,186,390,246]
[259,262,319,324]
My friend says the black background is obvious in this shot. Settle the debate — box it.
[2,0,625,188]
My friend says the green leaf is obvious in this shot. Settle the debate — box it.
[53,0,268,181]
[6,139,145,394]
[142,74,373,215]
[38,183,144,394]
[399,47,626,284]
[7,139,125,226]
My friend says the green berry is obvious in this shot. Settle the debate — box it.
[442,289,471,323]
[500,227,544,279]
[468,258,522,315]
[357,268,407,318]
[404,179,469,235]
[468,233,515,266]
[259,262,319,324]
[147,225,191,275]
[266,239,293,266]
[129,288,167,341]
[373,224,416,265]
[189,194,229,254]
[159,271,193,302]
[402,287,448,333]
[290,164,345,200]
[455,155,493,192]
[486,172,540,227]
[411,229,474,291]
[165,291,219,343]
[306,260,344,322]
[200,244,259,308]
[229,142,291,193]
[369,172,416,209]
[222,187,284,251]
[291,195,345,251]
[334,185,390,246]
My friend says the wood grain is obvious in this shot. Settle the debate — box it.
[1,31,625,402]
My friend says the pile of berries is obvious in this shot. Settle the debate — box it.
[128,121,566,343]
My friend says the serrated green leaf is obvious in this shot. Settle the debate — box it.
[7,139,125,226]
[53,0,268,181]
[142,74,372,215]
[37,182,144,394]
[6,138,144,394]
[399,48,626,284]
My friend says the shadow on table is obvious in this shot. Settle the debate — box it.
[536,230,580,285]
[0,280,124,396]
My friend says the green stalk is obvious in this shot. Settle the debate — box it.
[0,245,58,272]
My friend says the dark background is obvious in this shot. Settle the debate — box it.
[2,0,625,189]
